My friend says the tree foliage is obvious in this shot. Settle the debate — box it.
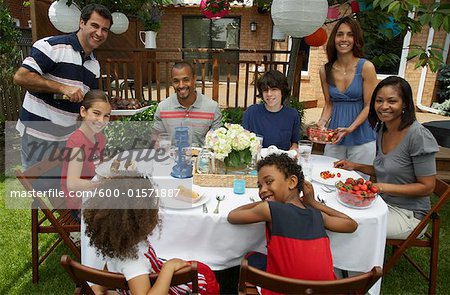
[0,1,22,91]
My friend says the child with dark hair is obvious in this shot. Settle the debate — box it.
[242,70,300,151]
[228,154,357,288]
[83,175,220,294]
[61,90,111,222]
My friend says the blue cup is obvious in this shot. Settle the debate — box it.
[233,179,246,194]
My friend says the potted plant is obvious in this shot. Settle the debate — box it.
[137,0,170,48]
[254,0,271,14]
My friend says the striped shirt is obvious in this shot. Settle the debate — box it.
[152,93,222,146]
[16,33,100,141]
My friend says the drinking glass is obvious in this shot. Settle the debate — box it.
[158,133,172,165]
[248,135,264,171]
[298,140,313,163]
[298,140,313,181]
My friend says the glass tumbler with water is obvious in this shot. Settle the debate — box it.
[158,133,172,165]
[298,140,313,180]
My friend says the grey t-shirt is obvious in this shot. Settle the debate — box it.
[374,121,439,218]
[152,92,222,147]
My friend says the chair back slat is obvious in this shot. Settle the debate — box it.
[61,255,199,293]
[15,150,81,283]
[238,259,382,294]
[384,178,450,294]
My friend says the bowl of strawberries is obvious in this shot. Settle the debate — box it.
[307,124,338,144]
[335,177,379,209]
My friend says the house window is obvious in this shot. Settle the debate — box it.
[183,16,240,81]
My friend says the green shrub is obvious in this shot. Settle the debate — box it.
[221,107,245,125]
[431,64,450,116]
[289,97,306,138]
[437,64,450,103]
[0,2,22,123]
[103,102,158,155]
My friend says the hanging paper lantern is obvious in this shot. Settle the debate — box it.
[48,0,81,33]
[304,28,328,47]
[350,0,360,13]
[200,0,230,20]
[272,25,286,41]
[271,0,328,38]
[327,6,339,20]
[110,12,129,34]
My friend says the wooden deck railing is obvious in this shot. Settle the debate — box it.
[96,48,304,108]
[2,47,315,122]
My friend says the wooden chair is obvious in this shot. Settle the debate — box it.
[15,152,81,283]
[384,178,450,294]
[238,258,382,294]
[60,255,199,294]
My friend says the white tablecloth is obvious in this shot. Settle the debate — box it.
[81,154,387,294]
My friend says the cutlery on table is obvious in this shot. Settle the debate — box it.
[321,186,334,193]
[249,196,256,203]
[213,195,225,214]
[202,203,208,213]
[317,194,326,205]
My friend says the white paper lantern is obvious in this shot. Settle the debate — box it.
[271,0,328,38]
[110,12,129,34]
[272,25,286,41]
[48,0,81,33]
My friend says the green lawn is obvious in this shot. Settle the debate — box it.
[1,178,449,294]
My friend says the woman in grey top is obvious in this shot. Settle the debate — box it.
[334,76,439,239]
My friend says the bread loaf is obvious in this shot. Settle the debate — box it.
[176,185,201,203]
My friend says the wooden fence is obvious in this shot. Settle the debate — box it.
[3,47,317,121]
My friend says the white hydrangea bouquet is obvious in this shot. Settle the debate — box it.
[205,123,260,168]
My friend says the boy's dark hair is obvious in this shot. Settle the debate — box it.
[256,70,290,104]
[368,75,416,131]
[256,153,304,192]
[80,4,113,28]
[83,175,160,260]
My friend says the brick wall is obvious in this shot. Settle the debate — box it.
[157,4,448,109]
[8,1,447,109]
[5,0,31,27]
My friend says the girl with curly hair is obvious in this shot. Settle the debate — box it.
[83,175,220,294]
[228,154,357,287]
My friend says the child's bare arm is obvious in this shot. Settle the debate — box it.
[302,181,358,233]
[128,259,189,295]
[66,147,96,192]
[227,201,271,224]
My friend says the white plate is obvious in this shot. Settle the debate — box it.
[311,168,361,187]
[111,105,150,116]
[96,150,154,178]
[159,186,210,209]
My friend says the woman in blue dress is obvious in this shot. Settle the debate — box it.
[317,16,378,168]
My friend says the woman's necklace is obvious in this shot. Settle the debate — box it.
[333,62,356,76]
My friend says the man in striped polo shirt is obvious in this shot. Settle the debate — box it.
[152,62,222,147]
[14,4,112,172]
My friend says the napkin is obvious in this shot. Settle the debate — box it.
[260,145,297,159]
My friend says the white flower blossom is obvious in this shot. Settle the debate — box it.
[205,124,259,161]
